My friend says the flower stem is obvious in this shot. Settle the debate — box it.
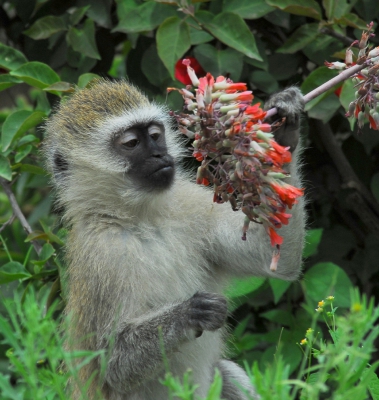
[265,62,368,119]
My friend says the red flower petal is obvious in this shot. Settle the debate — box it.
[175,57,205,85]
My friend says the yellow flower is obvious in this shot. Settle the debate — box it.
[300,338,308,346]
[351,302,362,313]
[326,295,335,301]
[318,300,325,307]
[315,307,323,313]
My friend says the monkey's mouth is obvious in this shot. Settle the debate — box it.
[150,160,175,176]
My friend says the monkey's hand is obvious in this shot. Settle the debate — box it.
[264,87,304,152]
[183,292,227,338]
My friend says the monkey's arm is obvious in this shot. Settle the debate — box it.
[206,87,306,280]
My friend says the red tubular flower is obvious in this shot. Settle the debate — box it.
[198,73,215,94]
[175,57,205,85]
[269,227,283,246]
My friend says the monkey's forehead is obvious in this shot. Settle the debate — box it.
[48,79,153,134]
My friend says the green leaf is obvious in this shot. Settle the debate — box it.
[302,262,353,308]
[303,228,323,258]
[322,0,351,19]
[269,278,291,304]
[70,6,90,25]
[194,44,243,82]
[277,23,319,54]
[0,74,22,91]
[39,243,55,262]
[15,145,32,163]
[17,164,45,175]
[307,94,340,123]
[23,15,67,40]
[156,17,191,78]
[10,61,60,89]
[113,2,176,33]
[266,0,322,19]
[225,276,266,299]
[141,45,170,87]
[17,134,39,148]
[0,155,12,181]
[0,261,31,284]
[43,81,74,93]
[25,230,50,243]
[206,369,223,399]
[301,66,338,111]
[249,70,279,94]
[77,72,100,88]
[66,19,101,60]
[1,110,45,151]
[223,0,275,19]
[0,43,28,71]
[196,11,262,61]
[335,13,367,29]
[189,24,213,45]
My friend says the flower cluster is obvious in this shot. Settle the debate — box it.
[169,59,304,270]
[325,22,379,132]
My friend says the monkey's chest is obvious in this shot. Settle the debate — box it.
[122,225,218,305]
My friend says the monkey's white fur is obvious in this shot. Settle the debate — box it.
[44,80,305,399]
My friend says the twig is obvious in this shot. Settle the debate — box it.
[0,214,15,233]
[319,28,356,47]
[265,63,368,118]
[0,177,42,255]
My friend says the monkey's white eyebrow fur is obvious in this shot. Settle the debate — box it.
[100,104,170,133]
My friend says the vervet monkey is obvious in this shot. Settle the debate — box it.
[44,80,305,400]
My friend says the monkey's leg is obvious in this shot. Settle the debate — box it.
[215,360,260,400]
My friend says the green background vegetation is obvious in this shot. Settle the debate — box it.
[0,0,379,398]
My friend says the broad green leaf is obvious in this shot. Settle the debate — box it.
[66,19,101,60]
[322,0,351,19]
[10,62,60,89]
[0,43,28,71]
[301,66,338,111]
[0,261,31,284]
[194,44,243,82]
[77,72,100,88]
[0,75,22,91]
[307,94,340,122]
[17,134,39,147]
[277,23,319,54]
[25,230,50,242]
[113,2,176,33]
[189,25,213,45]
[17,164,45,175]
[43,81,74,93]
[335,13,367,29]
[302,262,353,308]
[196,11,262,61]
[70,6,90,25]
[0,155,12,181]
[303,228,323,258]
[249,70,279,94]
[23,16,67,40]
[223,0,275,19]
[371,172,379,202]
[266,0,322,19]
[226,276,266,299]
[280,343,302,374]
[15,145,32,163]
[269,278,291,304]
[141,45,170,87]
[81,0,112,29]
[32,243,55,265]
[157,17,191,78]
[1,110,45,151]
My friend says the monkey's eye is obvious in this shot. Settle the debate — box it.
[148,125,163,141]
[119,131,140,148]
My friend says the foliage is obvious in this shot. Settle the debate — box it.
[1,0,379,398]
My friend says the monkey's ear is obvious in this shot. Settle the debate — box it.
[53,152,69,179]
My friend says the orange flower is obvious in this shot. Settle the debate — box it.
[269,227,283,246]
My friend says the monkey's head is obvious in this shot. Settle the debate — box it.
[44,80,183,219]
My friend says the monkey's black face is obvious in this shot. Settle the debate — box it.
[113,122,175,191]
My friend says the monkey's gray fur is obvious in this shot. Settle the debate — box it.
[43,80,305,400]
